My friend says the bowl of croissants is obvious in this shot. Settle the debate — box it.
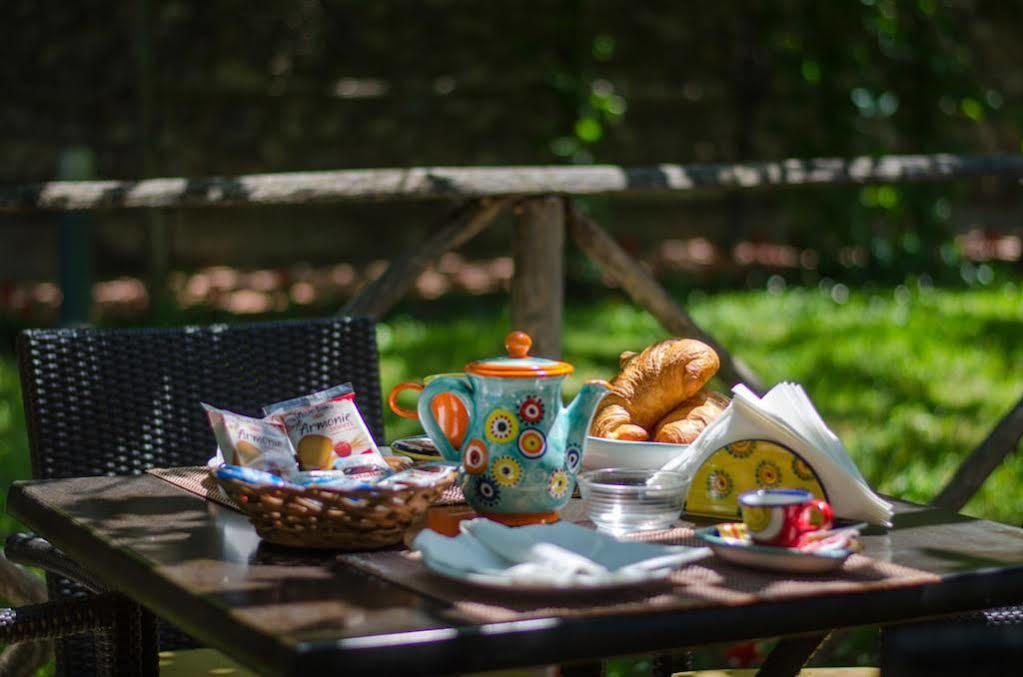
[584,338,730,470]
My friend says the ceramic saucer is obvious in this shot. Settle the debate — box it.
[695,523,853,574]
[389,435,441,461]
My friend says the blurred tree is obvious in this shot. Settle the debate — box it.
[2,0,1021,284]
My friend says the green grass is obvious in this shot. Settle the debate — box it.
[0,283,1019,672]
[3,284,1020,534]
[0,355,29,539]
[375,282,1021,669]
[378,283,1023,525]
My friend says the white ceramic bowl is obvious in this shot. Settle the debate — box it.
[581,435,690,471]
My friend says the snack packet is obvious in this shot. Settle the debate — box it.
[215,464,299,489]
[290,466,392,491]
[203,403,300,477]
[377,461,457,489]
[263,385,387,471]
[262,383,354,417]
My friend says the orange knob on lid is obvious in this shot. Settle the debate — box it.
[505,331,532,358]
[465,330,573,378]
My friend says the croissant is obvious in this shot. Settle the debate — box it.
[590,338,720,440]
[588,402,650,441]
[653,390,730,444]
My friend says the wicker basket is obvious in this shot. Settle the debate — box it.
[214,457,455,550]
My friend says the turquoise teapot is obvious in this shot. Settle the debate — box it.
[418,331,610,525]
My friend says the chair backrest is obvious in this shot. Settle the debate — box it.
[16,316,385,676]
[16,316,385,479]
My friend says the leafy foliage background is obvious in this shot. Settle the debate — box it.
[4,0,1022,281]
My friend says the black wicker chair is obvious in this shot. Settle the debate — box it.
[881,606,1023,675]
[2,316,385,676]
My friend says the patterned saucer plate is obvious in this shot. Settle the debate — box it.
[695,523,852,574]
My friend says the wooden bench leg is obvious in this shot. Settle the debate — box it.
[560,659,603,676]
[652,650,693,676]
[755,631,829,677]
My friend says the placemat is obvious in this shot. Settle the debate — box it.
[146,465,466,509]
[338,523,940,623]
[146,467,940,624]
[147,466,241,510]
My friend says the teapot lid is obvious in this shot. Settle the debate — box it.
[465,331,574,378]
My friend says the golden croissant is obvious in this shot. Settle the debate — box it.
[653,390,730,444]
[590,338,720,441]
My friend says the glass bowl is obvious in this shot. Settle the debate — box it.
[577,468,690,535]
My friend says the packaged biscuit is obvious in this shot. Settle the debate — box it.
[290,466,392,491]
[376,461,457,489]
[202,404,300,477]
[263,385,387,471]
[215,464,298,489]
[263,383,353,418]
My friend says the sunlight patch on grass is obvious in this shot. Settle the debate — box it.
[1,285,1020,531]
[378,285,1023,524]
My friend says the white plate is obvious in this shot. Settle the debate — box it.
[582,435,689,471]
[421,556,676,593]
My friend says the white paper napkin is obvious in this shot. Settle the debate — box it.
[414,519,709,587]
[661,382,893,526]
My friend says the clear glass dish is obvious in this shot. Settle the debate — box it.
[577,468,690,536]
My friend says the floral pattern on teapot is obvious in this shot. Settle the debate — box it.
[416,331,609,522]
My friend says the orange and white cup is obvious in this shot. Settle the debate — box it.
[388,373,470,450]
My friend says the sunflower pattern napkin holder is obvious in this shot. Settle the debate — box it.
[664,383,894,526]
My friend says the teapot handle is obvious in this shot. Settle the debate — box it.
[419,375,475,463]
[388,381,423,419]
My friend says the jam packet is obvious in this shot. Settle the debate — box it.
[202,403,300,477]
[263,384,387,471]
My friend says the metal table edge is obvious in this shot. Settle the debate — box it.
[6,478,300,677]
[9,478,1023,675]
[289,563,1023,674]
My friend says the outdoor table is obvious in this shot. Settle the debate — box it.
[8,473,1023,676]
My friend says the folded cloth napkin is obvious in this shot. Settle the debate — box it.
[413,519,709,587]
[662,382,894,526]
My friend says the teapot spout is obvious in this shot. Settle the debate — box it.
[557,379,611,456]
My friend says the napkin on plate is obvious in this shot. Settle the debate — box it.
[662,382,894,526]
[413,519,709,587]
